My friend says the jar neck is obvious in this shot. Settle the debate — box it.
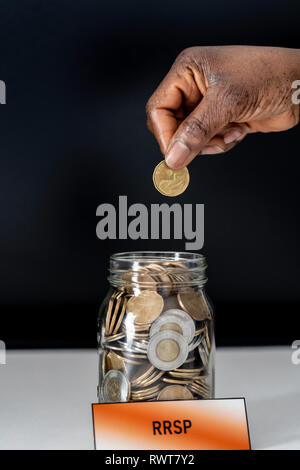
[108,251,207,289]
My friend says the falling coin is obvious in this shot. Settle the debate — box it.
[102,370,130,402]
[147,330,188,371]
[157,385,194,401]
[178,288,210,321]
[126,290,164,325]
[153,160,190,197]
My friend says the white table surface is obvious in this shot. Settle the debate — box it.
[0,347,299,450]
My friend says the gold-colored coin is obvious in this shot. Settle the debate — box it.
[157,385,194,401]
[141,370,164,387]
[106,351,125,371]
[105,332,125,342]
[113,351,144,365]
[188,383,210,398]
[162,377,193,385]
[131,363,155,387]
[168,370,202,379]
[131,384,161,396]
[178,288,210,321]
[153,160,190,197]
[126,290,164,325]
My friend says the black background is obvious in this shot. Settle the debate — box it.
[0,0,299,348]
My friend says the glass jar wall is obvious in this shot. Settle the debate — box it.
[97,252,215,403]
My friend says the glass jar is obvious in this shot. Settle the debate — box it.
[97,251,215,403]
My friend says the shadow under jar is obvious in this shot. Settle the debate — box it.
[97,251,215,403]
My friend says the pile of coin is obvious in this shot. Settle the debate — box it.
[98,261,213,403]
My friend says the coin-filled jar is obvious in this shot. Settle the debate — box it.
[97,251,215,403]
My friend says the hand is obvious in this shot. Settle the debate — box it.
[146,46,300,168]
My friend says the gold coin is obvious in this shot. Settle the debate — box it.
[162,377,193,385]
[131,363,155,387]
[188,383,210,398]
[126,290,164,325]
[106,351,125,371]
[105,332,125,342]
[178,288,210,321]
[131,392,159,401]
[141,370,164,387]
[168,371,201,379]
[131,384,161,396]
[105,292,117,335]
[113,351,143,365]
[108,294,123,335]
[157,385,194,401]
[102,351,107,375]
[153,160,190,197]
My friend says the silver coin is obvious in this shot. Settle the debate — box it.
[102,369,130,403]
[147,330,189,371]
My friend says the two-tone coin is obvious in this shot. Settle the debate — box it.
[161,308,195,343]
[153,161,190,197]
[102,370,131,402]
[150,312,194,344]
[147,330,188,371]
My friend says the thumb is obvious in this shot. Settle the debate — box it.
[165,91,228,169]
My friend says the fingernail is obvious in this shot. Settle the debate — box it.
[166,141,190,168]
[201,145,224,155]
[223,129,242,144]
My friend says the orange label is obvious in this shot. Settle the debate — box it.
[92,398,250,450]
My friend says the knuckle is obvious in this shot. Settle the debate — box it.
[174,47,199,69]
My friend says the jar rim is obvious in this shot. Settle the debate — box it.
[110,251,205,264]
[108,251,207,288]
